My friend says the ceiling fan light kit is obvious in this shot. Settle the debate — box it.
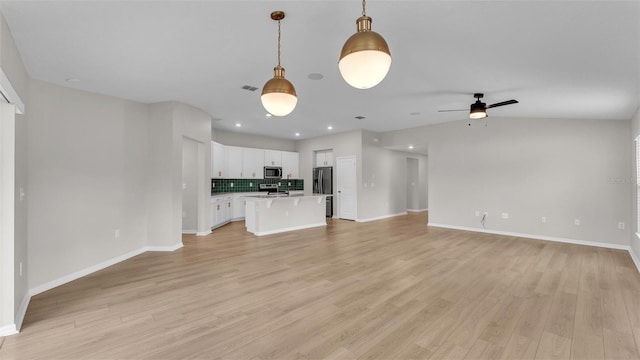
[439,93,519,120]
[261,11,297,117]
[338,0,392,89]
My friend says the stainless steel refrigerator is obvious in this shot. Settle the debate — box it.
[313,166,333,217]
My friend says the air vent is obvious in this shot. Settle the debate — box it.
[355,116,366,120]
[242,85,258,92]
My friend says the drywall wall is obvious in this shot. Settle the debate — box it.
[213,129,296,151]
[27,79,150,289]
[1,11,29,332]
[631,107,640,262]
[407,158,419,210]
[295,130,362,217]
[383,117,631,247]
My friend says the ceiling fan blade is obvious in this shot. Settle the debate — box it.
[487,100,518,109]
[437,109,467,112]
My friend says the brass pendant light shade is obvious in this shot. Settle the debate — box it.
[338,2,392,89]
[261,11,297,117]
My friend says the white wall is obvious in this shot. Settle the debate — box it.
[384,117,632,247]
[213,129,296,151]
[631,107,640,263]
[407,158,419,211]
[1,11,29,333]
[27,80,151,288]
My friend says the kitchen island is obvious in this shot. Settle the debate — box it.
[243,194,330,236]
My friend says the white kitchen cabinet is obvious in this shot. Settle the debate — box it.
[281,151,299,179]
[223,195,233,223]
[211,195,233,229]
[242,148,264,179]
[264,150,282,167]
[232,194,247,220]
[211,141,226,178]
[211,196,224,228]
[225,146,244,178]
[315,150,333,167]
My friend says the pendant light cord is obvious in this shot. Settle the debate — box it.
[362,0,366,16]
[277,19,281,67]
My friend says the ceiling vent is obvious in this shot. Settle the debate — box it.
[355,116,366,120]
[242,85,258,92]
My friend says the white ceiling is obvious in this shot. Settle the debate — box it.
[2,1,639,140]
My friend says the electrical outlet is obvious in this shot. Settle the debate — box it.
[249,182,253,187]
[475,211,480,217]
[278,182,281,186]
[288,182,291,186]
[618,222,625,230]
[230,183,234,187]
[114,229,120,238]
[574,219,580,226]
[541,217,547,223]
[501,213,509,219]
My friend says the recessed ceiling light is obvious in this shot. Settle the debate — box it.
[235,123,242,127]
[408,145,414,149]
[327,126,333,130]
[308,73,324,80]
[65,78,80,83]
[295,132,300,137]
[265,113,272,118]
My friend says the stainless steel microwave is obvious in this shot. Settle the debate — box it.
[264,166,283,179]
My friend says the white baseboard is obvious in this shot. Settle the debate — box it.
[30,244,182,297]
[407,208,428,212]
[181,230,197,234]
[0,324,17,337]
[254,222,326,236]
[196,230,211,236]
[357,212,407,223]
[15,291,30,331]
[629,246,640,274]
[428,223,631,251]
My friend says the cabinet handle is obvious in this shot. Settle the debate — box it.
[218,171,221,177]
[217,205,220,210]
[228,203,231,207]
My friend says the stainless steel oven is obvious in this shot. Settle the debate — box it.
[264,166,283,179]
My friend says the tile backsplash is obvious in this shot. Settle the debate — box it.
[212,178,303,194]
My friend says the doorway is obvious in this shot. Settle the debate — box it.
[181,138,198,234]
[336,155,357,220]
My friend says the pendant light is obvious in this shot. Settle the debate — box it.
[338,0,392,89]
[261,11,297,117]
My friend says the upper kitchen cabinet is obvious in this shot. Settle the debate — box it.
[211,141,226,178]
[315,150,333,167]
[242,147,264,179]
[225,146,244,178]
[264,150,282,167]
[281,151,299,179]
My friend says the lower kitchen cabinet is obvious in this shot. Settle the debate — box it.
[211,195,233,229]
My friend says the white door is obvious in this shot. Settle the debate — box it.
[337,155,357,220]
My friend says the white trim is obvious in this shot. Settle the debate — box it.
[29,244,183,297]
[253,223,326,236]
[428,223,630,250]
[407,208,428,212]
[196,230,211,236]
[357,212,407,223]
[15,291,30,331]
[629,246,640,274]
[181,230,197,235]
[146,243,183,252]
[0,323,17,337]
[0,67,25,114]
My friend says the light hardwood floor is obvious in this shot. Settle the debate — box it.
[1,212,640,359]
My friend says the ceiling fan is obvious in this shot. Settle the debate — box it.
[438,93,518,119]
